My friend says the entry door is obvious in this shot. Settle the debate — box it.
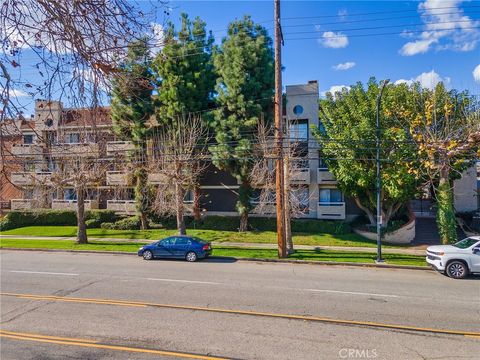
[154,238,174,257]
[172,237,190,258]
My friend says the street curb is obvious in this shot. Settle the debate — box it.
[0,247,431,271]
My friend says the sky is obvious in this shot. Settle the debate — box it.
[5,0,480,115]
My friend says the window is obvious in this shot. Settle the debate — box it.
[66,133,80,143]
[44,118,54,127]
[292,187,309,208]
[319,189,343,205]
[453,238,479,249]
[23,161,34,171]
[184,190,194,203]
[175,237,190,246]
[293,105,304,115]
[23,135,33,144]
[319,157,328,169]
[64,189,77,201]
[289,119,308,140]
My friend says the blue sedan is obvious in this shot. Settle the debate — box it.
[138,236,212,262]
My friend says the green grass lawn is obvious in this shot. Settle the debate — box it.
[1,226,405,248]
[0,238,427,267]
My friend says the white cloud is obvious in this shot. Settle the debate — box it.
[395,70,450,90]
[399,0,480,56]
[319,31,349,48]
[320,85,351,98]
[332,61,356,71]
[8,89,28,97]
[473,64,480,83]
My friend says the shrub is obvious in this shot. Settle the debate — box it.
[85,219,101,229]
[101,216,140,230]
[0,209,119,231]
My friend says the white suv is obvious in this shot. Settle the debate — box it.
[426,237,480,279]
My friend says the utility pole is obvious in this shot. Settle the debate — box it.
[274,0,287,258]
[375,79,389,263]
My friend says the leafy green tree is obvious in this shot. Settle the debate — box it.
[210,16,274,231]
[313,79,420,227]
[151,13,215,232]
[110,39,154,230]
[390,83,479,243]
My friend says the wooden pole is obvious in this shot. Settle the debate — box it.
[274,0,286,258]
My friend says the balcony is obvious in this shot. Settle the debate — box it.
[106,171,132,186]
[51,199,99,210]
[50,143,99,157]
[11,172,52,186]
[107,200,136,215]
[317,168,337,184]
[11,144,43,157]
[11,199,34,210]
[148,173,168,184]
[317,202,346,220]
[106,141,135,155]
[290,168,310,184]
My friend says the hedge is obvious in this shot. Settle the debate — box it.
[0,210,118,231]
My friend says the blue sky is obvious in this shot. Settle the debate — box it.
[6,0,480,115]
[165,0,480,95]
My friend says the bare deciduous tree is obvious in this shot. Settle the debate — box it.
[150,115,208,235]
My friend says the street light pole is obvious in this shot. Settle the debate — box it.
[376,79,389,263]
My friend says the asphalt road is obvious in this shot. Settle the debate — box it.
[1,250,479,360]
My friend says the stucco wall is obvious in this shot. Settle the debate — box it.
[454,167,478,212]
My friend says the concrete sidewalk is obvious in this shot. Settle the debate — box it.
[0,235,427,255]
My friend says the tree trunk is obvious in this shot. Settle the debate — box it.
[76,186,88,244]
[175,162,186,235]
[354,197,376,225]
[135,168,148,230]
[237,179,251,232]
[193,185,201,221]
[284,157,293,254]
[436,166,457,244]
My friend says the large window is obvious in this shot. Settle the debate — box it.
[23,135,33,144]
[292,187,309,209]
[319,188,343,205]
[66,133,80,143]
[289,119,308,141]
[64,189,77,201]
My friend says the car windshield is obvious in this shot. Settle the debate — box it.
[452,238,479,249]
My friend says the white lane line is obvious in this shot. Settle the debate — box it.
[304,289,400,298]
[147,278,220,285]
[10,270,79,276]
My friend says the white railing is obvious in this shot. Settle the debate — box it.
[290,168,310,184]
[52,199,99,210]
[11,171,53,186]
[317,168,337,184]
[148,173,167,184]
[50,143,99,157]
[106,171,132,186]
[11,144,43,157]
[106,200,136,214]
[11,199,34,210]
[106,141,135,155]
[317,201,346,220]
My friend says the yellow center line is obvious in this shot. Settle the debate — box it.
[0,331,228,360]
[2,292,479,338]
[0,330,98,343]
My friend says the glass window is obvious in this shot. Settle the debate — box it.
[23,161,34,171]
[293,105,304,115]
[184,190,194,203]
[23,135,33,144]
[175,237,189,246]
[292,187,309,208]
[319,157,328,169]
[160,237,174,246]
[319,189,343,204]
[67,133,80,143]
[289,119,308,140]
[453,238,480,249]
[64,189,77,201]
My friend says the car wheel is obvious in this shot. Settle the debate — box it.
[185,251,197,262]
[446,261,468,279]
[143,250,154,261]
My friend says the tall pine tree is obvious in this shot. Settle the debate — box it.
[152,13,215,233]
[210,16,274,231]
[110,39,154,230]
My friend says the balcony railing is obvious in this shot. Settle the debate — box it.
[290,168,310,184]
[317,201,346,220]
[317,168,337,184]
[11,199,34,210]
[148,173,168,184]
[11,172,52,186]
[51,199,99,210]
[107,200,136,214]
[106,171,132,186]
[106,141,135,155]
[50,143,99,157]
[11,144,43,157]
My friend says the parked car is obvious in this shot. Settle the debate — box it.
[138,236,212,262]
[426,237,480,279]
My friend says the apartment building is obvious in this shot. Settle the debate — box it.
[5,82,478,219]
